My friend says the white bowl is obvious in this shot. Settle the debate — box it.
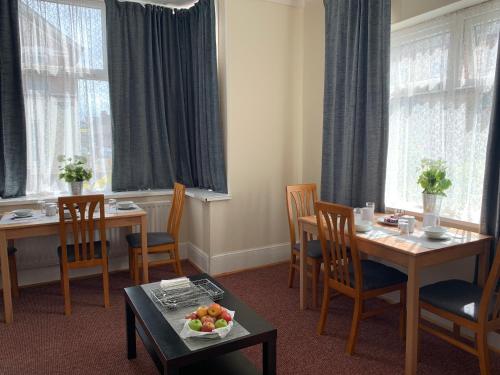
[355,221,372,233]
[12,209,32,218]
[117,201,134,209]
[423,226,447,239]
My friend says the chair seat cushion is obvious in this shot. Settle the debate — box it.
[350,260,408,291]
[293,240,323,259]
[7,247,16,256]
[57,241,110,263]
[420,279,484,321]
[126,232,175,248]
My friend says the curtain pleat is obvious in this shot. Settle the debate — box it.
[0,0,27,198]
[321,0,390,211]
[105,0,227,193]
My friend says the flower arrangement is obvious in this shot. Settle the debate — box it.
[57,155,92,183]
[417,158,452,196]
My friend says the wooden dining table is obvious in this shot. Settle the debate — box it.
[0,205,149,324]
[298,213,492,375]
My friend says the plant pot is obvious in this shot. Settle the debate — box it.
[422,193,442,214]
[70,181,83,195]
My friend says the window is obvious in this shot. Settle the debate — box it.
[386,1,500,223]
[18,0,111,195]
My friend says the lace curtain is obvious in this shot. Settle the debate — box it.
[386,0,500,223]
[18,0,112,195]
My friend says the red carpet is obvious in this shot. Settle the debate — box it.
[0,261,498,374]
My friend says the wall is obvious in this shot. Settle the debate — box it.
[394,0,464,22]
[203,0,304,273]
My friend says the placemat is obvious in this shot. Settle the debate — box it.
[391,231,467,250]
[141,282,250,351]
[357,226,399,239]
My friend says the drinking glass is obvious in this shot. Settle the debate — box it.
[365,202,375,221]
[108,199,117,214]
[37,200,46,215]
[398,219,410,236]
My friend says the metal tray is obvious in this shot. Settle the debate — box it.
[150,279,224,310]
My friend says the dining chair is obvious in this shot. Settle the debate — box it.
[57,194,110,316]
[315,201,407,354]
[418,241,500,375]
[127,182,186,284]
[285,183,323,307]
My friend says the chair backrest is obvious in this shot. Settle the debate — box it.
[286,184,318,247]
[167,183,186,240]
[315,201,362,293]
[480,241,500,325]
[58,194,106,263]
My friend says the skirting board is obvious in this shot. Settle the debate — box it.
[209,242,290,275]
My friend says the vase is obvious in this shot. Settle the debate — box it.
[422,193,442,214]
[70,181,83,195]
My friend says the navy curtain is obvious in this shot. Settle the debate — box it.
[321,0,391,211]
[105,0,227,193]
[0,0,27,198]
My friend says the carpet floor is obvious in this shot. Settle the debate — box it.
[0,261,498,374]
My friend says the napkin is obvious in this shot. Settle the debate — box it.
[160,277,191,290]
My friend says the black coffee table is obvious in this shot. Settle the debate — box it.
[125,274,277,375]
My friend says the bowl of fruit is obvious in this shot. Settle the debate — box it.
[180,303,234,339]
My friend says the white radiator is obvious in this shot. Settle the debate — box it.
[15,200,172,271]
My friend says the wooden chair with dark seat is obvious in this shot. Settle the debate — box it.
[286,183,323,307]
[127,182,186,284]
[58,194,110,316]
[419,241,500,375]
[315,201,407,354]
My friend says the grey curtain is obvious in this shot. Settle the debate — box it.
[0,0,27,198]
[105,0,227,193]
[321,0,391,211]
[480,36,500,268]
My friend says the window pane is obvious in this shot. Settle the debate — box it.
[19,0,111,195]
[387,5,500,223]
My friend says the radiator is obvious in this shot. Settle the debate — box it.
[15,200,172,271]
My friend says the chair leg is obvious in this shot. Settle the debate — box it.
[400,285,406,339]
[133,250,141,285]
[128,247,134,279]
[174,245,183,276]
[61,265,71,316]
[102,260,110,309]
[288,253,296,288]
[346,296,362,355]
[8,254,19,298]
[477,330,490,375]
[317,282,330,335]
[311,260,320,308]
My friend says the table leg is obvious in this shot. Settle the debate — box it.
[263,338,277,375]
[405,257,419,375]
[126,300,137,359]
[0,231,13,324]
[299,224,307,310]
[164,366,179,375]
[140,215,149,284]
[477,240,490,287]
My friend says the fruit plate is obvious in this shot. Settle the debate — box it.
[180,307,235,340]
[377,216,399,227]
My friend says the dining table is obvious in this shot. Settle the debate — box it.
[298,213,492,375]
[0,204,149,324]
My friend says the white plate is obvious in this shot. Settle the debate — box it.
[12,209,32,218]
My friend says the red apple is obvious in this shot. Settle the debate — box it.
[196,306,208,318]
[200,315,215,325]
[207,303,222,317]
[220,311,232,323]
[201,321,215,332]
[185,312,198,320]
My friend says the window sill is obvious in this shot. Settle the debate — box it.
[0,188,231,208]
[385,206,480,233]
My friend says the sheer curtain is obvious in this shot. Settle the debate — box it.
[18,0,112,195]
[387,0,500,223]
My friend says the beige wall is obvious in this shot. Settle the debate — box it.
[395,0,464,22]
[208,0,304,257]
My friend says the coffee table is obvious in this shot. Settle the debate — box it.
[124,274,277,375]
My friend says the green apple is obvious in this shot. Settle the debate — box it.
[214,319,228,329]
[188,319,202,331]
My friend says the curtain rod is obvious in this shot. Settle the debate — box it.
[116,0,198,9]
